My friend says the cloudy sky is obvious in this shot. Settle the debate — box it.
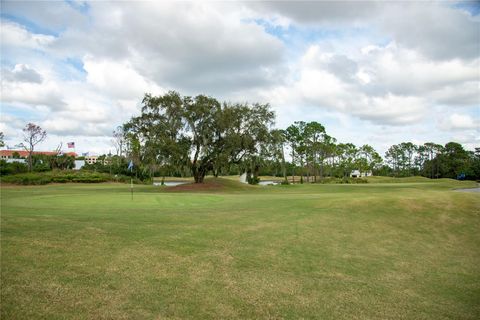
[1,0,479,156]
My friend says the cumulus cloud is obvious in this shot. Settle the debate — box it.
[0,1,478,153]
[1,20,56,49]
[83,56,164,100]
[52,1,285,95]
[1,78,65,110]
[358,44,479,98]
[246,1,480,61]
[438,113,479,131]
[3,64,43,83]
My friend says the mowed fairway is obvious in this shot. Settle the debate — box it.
[1,178,479,319]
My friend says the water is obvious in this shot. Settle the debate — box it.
[258,180,280,186]
[454,187,480,193]
[153,181,189,187]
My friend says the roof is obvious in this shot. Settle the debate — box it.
[0,150,77,157]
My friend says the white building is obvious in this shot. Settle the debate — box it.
[350,170,372,178]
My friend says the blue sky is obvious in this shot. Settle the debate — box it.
[1,1,478,155]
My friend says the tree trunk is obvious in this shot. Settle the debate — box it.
[300,157,304,184]
[28,150,33,171]
[194,168,206,183]
[246,168,252,184]
[306,160,310,183]
[253,164,260,184]
[281,146,287,183]
[292,150,295,184]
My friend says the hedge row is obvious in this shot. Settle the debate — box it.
[1,171,141,185]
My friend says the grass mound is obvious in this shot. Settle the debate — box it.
[367,176,434,183]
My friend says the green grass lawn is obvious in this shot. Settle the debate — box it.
[1,178,479,319]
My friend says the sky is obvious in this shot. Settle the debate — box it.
[0,0,479,156]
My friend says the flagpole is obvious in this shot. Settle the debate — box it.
[131,177,133,200]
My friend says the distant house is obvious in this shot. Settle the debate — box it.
[0,150,77,160]
[84,155,111,165]
[84,155,99,164]
[350,170,372,178]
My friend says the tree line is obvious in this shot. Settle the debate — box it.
[1,93,478,182]
[121,91,479,183]
[384,142,479,180]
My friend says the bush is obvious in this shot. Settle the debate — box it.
[1,170,135,185]
[314,177,368,184]
[0,160,28,176]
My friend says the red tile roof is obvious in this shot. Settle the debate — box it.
[0,150,77,157]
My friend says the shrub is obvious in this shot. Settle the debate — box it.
[0,160,28,176]
[1,170,135,185]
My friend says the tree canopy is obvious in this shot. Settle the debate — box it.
[124,91,274,183]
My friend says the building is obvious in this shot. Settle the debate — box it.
[84,155,99,164]
[84,155,111,165]
[350,170,372,178]
[0,150,77,160]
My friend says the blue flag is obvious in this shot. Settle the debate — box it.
[127,160,134,172]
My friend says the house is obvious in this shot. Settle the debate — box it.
[350,170,372,178]
[84,155,111,165]
[350,170,361,178]
[0,150,77,159]
[84,155,99,164]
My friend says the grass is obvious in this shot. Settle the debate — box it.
[1,178,479,319]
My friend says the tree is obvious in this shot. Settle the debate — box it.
[269,129,288,183]
[303,121,325,181]
[385,144,403,176]
[0,132,4,148]
[399,142,417,176]
[112,126,126,157]
[22,123,47,171]
[125,91,274,183]
[337,143,358,179]
[439,142,470,179]
[304,121,326,182]
[237,103,275,184]
[285,124,301,183]
[358,144,382,175]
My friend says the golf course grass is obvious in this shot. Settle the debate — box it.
[1,177,479,319]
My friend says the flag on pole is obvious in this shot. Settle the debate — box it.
[67,142,75,148]
[127,160,134,172]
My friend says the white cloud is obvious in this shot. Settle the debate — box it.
[0,20,55,49]
[438,113,479,131]
[3,64,43,83]
[83,56,164,100]
[50,1,285,94]
[1,77,65,109]
[359,44,479,98]
[246,1,480,61]
[1,1,478,154]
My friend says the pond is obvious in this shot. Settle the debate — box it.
[454,187,480,193]
[258,180,280,186]
[153,181,189,187]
